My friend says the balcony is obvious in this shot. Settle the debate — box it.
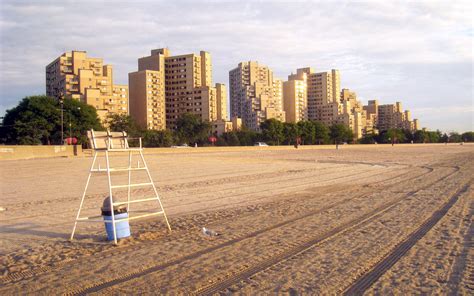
[90,61,101,67]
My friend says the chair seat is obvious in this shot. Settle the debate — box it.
[108,148,143,152]
[87,129,142,151]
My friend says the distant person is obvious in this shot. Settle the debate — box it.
[195,143,198,148]
[294,138,300,149]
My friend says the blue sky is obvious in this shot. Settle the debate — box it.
[0,0,472,132]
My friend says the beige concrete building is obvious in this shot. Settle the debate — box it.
[374,101,418,131]
[269,79,286,123]
[46,51,128,122]
[129,48,226,130]
[413,119,420,130]
[211,116,242,136]
[229,61,285,130]
[129,70,166,130]
[362,100,379,135]
[129,48,166,130]
[283,72,308,123]
[339,88,370,139]
[290,68,341,125]
[216,83,227,121]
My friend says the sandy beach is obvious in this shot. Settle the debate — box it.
[0,144,473,294]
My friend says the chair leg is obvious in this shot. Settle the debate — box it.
[127,150,132,213]
[138,151,172,232]
[71,151,98,241]
[105,150,118,245]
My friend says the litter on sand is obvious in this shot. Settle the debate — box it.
[202,227,220,237]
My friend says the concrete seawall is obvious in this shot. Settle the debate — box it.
[1,143,469,160]
[0,145,81,160]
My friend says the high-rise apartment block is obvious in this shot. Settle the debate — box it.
[338,88,365,138]
[363,100,419,132]
[46,51,128,122]
[229,61,285,130]
[216,83,227,121]
[413,119,420,130]
[291,68,340,123]
[288,68,366,136]
[129,48,226,130]
[211,116,242,136]
[377,102,416,131]
[284,72,308,123]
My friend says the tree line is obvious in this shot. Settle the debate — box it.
[1,96,473,147]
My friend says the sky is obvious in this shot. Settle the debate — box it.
[0,0,473,132]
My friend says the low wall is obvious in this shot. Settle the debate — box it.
[0,145,81,160]
[1,143,469,160]
[139,143,463,155]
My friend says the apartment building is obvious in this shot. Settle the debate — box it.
[284,72,308,123]
[413,119,420,130]
[211,116,242,136]
[290,68,341,125]
[46,51,128,122]
[376,102,418,131]
[229,61,285,130]
[363,100,379,133]
[129,48,226,130]
[270,79,286,122]
[339,88,371,138]
[128,48,166,130]
[216,83,227,121]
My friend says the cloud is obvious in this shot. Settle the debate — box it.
[0,0,472,131]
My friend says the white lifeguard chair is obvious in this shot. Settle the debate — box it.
[70,129,171,244]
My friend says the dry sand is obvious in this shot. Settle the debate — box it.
[0,144,473,294]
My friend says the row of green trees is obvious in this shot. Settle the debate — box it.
[1,96,101,145]
[217,118,353,147]
[0,96,213,147]
[1,96,473,147]
[359,128,473,144]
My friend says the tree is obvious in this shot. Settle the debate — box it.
[62,98,103,144]
[221,131,240,146]
[107,113,141,136]
[402,129,414,143]
[236,129,259,146]
[314,121,330,144]
[427,130,441,143]
[175,113,211,145]
[413,130,428,143]
[386,128,406,145]
[282,122,300,145]
[413,130,441,143]
[142,130,174,147]
[448,132,462,143]
[440,133,449,143]
[359,132,377,144]
[260,118,284,145]
[330,124,353,148]
[1,96,101,145]
[461,131,474,142]
[297,121,315,145]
